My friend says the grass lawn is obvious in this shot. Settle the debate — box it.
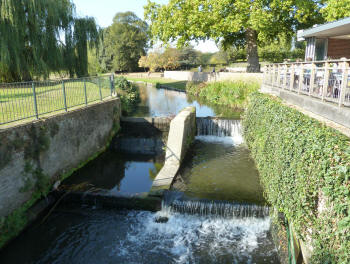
[0,78,111,125]
[124,76,188,91]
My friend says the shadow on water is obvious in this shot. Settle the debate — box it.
[62,149,164,196]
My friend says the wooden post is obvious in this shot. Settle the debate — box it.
[309,63,316,96]
[339,61,349,107]
[290,64,295,91]
[298,64,304,94]
[322,62,329,101]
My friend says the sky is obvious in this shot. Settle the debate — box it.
[72,0,219,53]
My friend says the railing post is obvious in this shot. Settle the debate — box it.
[32,82,39,119]
[309,63,316,96]
[290,64,295,91]
[283,64,288,90]
[277,64,281,88]
[298,63,304,94]
[272,64,277,87]
[83,79,88,105]
[110,73,114,96]
[62,80,67,112]
[339,61,349,107]
[322,62,329,101]
[98,77,102,101]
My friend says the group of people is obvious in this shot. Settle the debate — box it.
[198,65,216,73]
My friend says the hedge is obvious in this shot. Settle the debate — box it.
[243,93,350,263]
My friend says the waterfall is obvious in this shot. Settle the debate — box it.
[196,118,243,144]
[160,191,269,219]
[196,118,242,137]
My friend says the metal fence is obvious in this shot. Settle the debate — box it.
[263,59,350,108]
[0,75,115,125]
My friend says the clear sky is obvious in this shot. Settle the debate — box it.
[72,0,219,53]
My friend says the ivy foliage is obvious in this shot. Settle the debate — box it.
[243,93,350,263]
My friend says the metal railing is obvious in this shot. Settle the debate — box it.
[263,59,350,108]
[0,75,115,125]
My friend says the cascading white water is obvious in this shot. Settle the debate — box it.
[196,118,243,144]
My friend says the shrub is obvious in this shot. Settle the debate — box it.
[186,81,259,109]
[114,76,140,115]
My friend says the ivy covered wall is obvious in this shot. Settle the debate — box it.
[243,93,350,263]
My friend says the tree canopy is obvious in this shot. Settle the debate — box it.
[103,12,148,72]
[144,0,324,72]
[0,0,99,81]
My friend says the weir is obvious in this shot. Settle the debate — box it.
[196,117,242,137]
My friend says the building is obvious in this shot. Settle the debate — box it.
[297,17,350,61]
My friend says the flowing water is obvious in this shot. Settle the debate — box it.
[0,87,280,263]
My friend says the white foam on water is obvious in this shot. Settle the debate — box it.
[195,135,243,145]
[111,210,272,264]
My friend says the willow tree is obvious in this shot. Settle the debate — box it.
[145,0,324,72]
[0,0,99,81]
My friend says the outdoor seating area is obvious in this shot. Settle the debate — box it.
[263,60,350,107]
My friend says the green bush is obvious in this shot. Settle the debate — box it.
[186,81,259,109]
[115,76,140,115]
[243,93,350,263]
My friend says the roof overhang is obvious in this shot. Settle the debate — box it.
[297,17,350,41]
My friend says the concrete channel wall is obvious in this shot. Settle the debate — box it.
[115,117,172,155]
[0,98,121,217]
[261,84,350,130]
[164,71,263,83]
[151,107,196,191]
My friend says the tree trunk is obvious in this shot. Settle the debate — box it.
[246,28,260,73]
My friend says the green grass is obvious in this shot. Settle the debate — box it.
[0,78,111,125]
[186,80,260,109]
[124,76,188,91]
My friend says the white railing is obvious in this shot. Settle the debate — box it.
[263,59,350,107]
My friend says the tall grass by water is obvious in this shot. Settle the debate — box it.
[186,81,260,109]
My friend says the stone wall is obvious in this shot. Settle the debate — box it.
[151,107,196,190]
[0,98,121,217]
[164,71,263,83]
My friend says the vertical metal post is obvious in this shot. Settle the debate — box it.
[84,79,88,105]
[110,73,114,96]
[98,77,103,101]
[277,64,281,88]
[32,82,39,119]
[62,80,67,112]
[339,61,348,107]
[322,62,329,101]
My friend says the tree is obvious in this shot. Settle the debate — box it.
[0,0,99,81]
[145,0,324,72]
[104,12,148,72]
[321,0,350,21]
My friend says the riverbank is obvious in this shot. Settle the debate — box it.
[123,76,187,91]
[243,93,350,263]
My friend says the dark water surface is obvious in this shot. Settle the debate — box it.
[62,150,163,195]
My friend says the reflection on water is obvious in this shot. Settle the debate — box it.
[173,138,265,205]
[62,150,164,196]
[130,84,241,118]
